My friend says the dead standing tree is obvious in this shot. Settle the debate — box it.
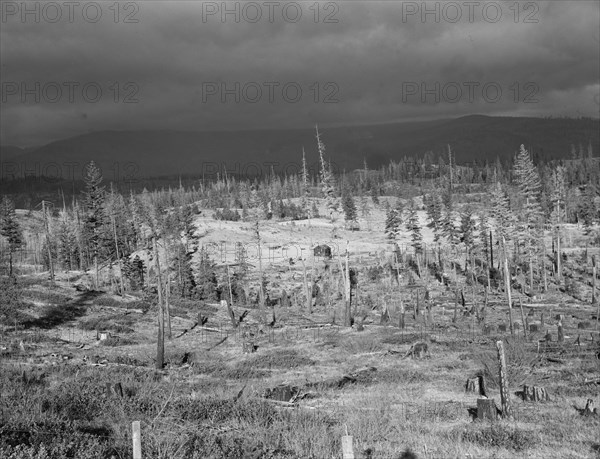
[502,236,515,335]
[496,340,513,419]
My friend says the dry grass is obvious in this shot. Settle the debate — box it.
[2,221,600,458]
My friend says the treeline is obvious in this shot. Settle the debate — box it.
[1,137,599,295]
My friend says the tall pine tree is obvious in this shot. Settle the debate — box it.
[0,197,24,277]
[82,161,106,288]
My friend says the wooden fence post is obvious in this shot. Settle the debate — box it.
[132,421,142,459]
[496,340,513,419]
[341,434,354,459]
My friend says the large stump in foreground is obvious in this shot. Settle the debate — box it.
[477,397,498,421]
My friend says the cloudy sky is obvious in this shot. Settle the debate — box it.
[1,0,599,147]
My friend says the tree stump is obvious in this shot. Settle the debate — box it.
[477,397,498,421]
[465,375,487,396]
[522,385,549,402]
[558,322,564,343]
[106,382,124,397]
[483,324,495,335]
[380,306,390,324]
[583,399,598,416]
[243,341,257,353]
[465,377,479,394]
[263,384,299,402]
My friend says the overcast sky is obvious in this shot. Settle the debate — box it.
[1,0,599,147]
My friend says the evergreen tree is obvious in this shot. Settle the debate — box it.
[549,166,566,227]
[460,207,477,273]
[123,255,147,290]
[0,196,24,277]
[359,194,371,229]
[442,208,458,247]
[82,161,106,286]
[580,184,598,233]
[478,210,491,266]
[316,126,339,221]
[460,208,475,249]
[406,199,423,254]
[172,242,196,298]
[195,246,219,300]
[425,191,444,243]
[342,188,358,229]
[370,185,380,205]
[57,218,78,271]
[489,181,515,244]
[512,145,543,289]
[385,205,402,244]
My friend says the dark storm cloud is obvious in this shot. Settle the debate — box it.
[1,0,598,146]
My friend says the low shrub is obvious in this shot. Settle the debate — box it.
[460,423,539,452]
[78,315,135,334]
[475,337,541,389]
[245,348,315,369]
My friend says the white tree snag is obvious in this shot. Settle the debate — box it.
[496,340,513,419]
[345,240,352,327]
[153,236,164,370]
[502,236,514,335]
[301,257,312,314]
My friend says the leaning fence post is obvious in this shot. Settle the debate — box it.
[132,421,142,459]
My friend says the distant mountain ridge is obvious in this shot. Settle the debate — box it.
[1,115,598,181]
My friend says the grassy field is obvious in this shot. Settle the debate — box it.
[1,202,599,459]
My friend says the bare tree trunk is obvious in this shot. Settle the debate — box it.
[256,223,266,323]
[453,289,458,323]
[529,251,534,295]
[489,231,494,270]
[496,340,513,419]
[153,236,164,370]
[592,255,597,305]
[399,297,405,329]
[42,200,55,285]
[556,201,561,283]
[112,216,125,295]
[225,265,238,328]
[502,236,514,335]
[301,257,311,314]
[519,296,527,340]
[542,241,548,293]
[95,257,99,291]
[344,241,352,327]
[165,272,171,339]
